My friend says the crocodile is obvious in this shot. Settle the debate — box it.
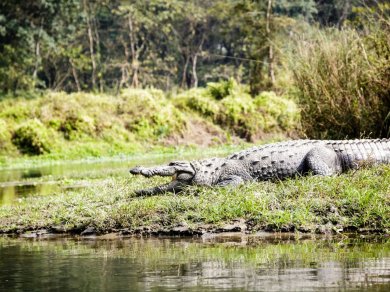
[130,139,390,195]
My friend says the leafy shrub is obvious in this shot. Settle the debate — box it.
[218,93,257,139]
[0,100,32,122]
[254,91,299,131]
[206,78,237,100]
[0,119,11,150]
[119,89,185,139]
[12,119,53,155]
[175,80,299,140]
[38,93,97,140]
[60,113,96,140]
[291,26,390,138]
[174,88,219,118]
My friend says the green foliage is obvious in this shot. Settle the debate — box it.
[0,119,11,150]
[291,25,390,139]
[118,89,186,139]
[175,88,219,118]
[38,93,100,140]
[0,0,381,97]
[174,81,299,140]
[12,119,53,155]
[0,89,192,159]
[0,86,299,160]
[0,0,323,93]
[218,92,256,139]
[254,91,300,131]
[207,78,237,100]
[60,114,96,141]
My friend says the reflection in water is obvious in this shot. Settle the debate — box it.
[0,182,65,205]
[20,169,43,179]
[0,235,389,291]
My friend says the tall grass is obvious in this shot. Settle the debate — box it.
[291,24,390,139]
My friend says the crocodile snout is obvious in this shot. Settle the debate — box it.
[129,166,142,175]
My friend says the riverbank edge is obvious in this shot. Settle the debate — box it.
[2,218,388,239]
[1,165,389,237]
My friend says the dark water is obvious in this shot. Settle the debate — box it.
[0,234,389,291]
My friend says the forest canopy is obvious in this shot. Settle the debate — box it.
[0,0,387,94]
[0,0,389,140]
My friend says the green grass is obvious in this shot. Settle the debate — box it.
[1,164,388,235]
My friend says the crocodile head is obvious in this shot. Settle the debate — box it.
[129,161,196,195]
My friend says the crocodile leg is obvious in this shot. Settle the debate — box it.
[305,146,342,176]
[134,181,183,196]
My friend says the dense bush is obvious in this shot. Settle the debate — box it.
[0,119,11,150]
[291,26,390,139]
[254,92,299,131]
[38,93,101,140]
[118,89,186,139]
[178,88,219,118]
[0,85,299,159]
[174,82,299,140]
[12,119,53,155]
[207,78,237,100]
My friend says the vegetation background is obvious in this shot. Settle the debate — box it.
[0,1,389,235]
[0,0,389,162]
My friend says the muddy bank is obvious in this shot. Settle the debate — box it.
[4,218,388,239]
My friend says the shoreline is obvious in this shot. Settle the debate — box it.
[3,220,388,239]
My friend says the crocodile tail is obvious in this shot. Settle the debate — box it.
[326,139,390,169]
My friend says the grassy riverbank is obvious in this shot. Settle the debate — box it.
[1,164,389,236]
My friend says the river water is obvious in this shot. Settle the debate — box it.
[0,234,389,291]
[0,156,389,291]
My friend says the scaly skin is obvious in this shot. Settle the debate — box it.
[130,139,390,195]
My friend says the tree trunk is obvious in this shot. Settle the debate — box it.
[84,0,97,90]
[53,70,71,91]
[268,44,275,86]
[181,53,190,88]
[92,15,103,92]
[70,59,81,92]
[32,19,43,88]
[337,0,351,28]
[127,15,139,88]
[192,54,199,88]
[191,36,204,88]
[266,0,275,86]
[119,39,131,90]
